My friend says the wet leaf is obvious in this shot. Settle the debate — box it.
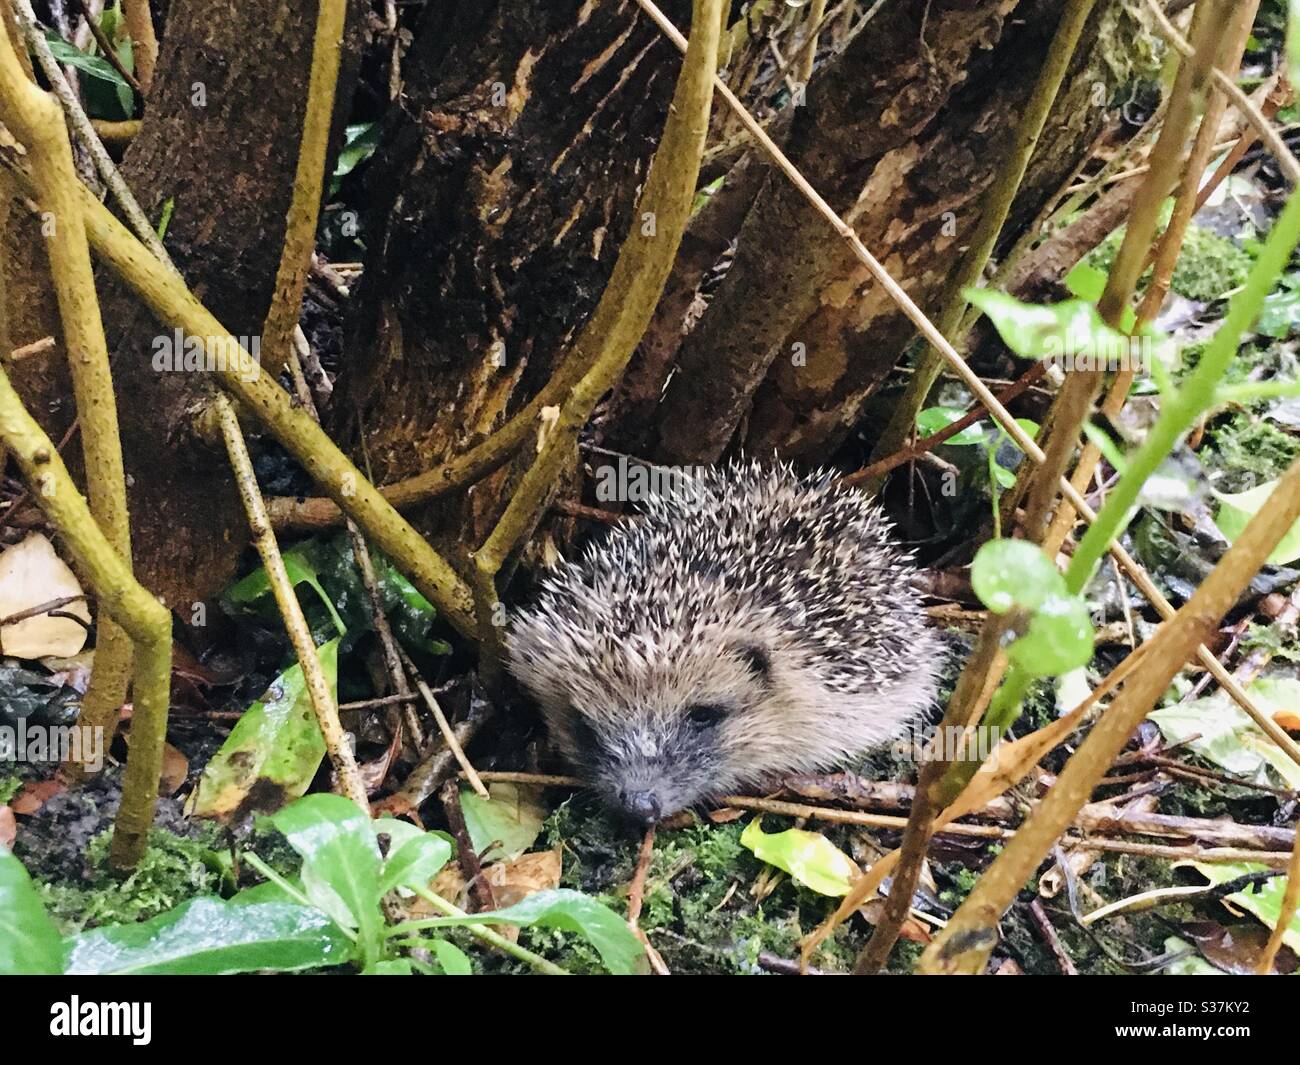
[740,818,859,896]
[0,847,65,974]
[916,406,985,446]
[970,539,1066,613]
[188,639,337,820]
[1006,594,1095,677]
[378,832,452,896]
[1149,677,1300,788]
[460,783,547,862]
[1215,478,1300,565]
[417,888,643,975]
[66,898,354,975]
[226,547,346,636]
[269,793,382,944]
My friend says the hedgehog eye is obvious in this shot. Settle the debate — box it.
[686,703,728,730]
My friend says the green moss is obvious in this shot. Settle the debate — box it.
[1085,221,1253,304]
[1206,412,1300,490]
[39,824,224,934]
[0,775,20,804]
[1168,225,1254,302]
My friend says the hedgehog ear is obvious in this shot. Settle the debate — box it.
[733,642,771,684]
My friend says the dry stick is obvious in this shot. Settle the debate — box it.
[865,0,1102,484]
[1029,898,1078,975]
[14,0,170,267]
[0,19,135,770]
[287,332,427,757]
[119,0,155,93]
[67,0,142,97]
[347,528,423,749]
[214,393,370,812]
[0,366,170,869]
[854,0,1127,973]
[1042,0,1259,560]
[1256,828,1300,974]
[470,0,723,677]
[261,0,346,375]
[842,362,1049,487]
[920,447,1300,974]
[394,641,487,798]
[1147,0,1300,185]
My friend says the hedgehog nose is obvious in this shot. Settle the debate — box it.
[622,790,662,824]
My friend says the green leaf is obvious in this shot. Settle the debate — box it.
[1225,876,1300,954]
[0,848,66,974]
[1149,678,1300,789]
[970,539,1067,614]
[431,939,473,975]
[916,406,984,446]
[44,34,133,120]
[1255,286,1300,338]
[226,547,347,636]
[362,959,414,975]
[269,794,383,947]
[967,287,1163,367]
[1005,594,1094,677]
[188,638,337,819]
[1161,936,1227,976]
[378,832,452,896]
[421,889,643,975]
[334,122,382,181]
[460,783,546,862]
[1214,479,1300,565]
[739,818,858,896]
[66,898,354,974]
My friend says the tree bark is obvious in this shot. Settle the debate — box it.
[649,0,1158,463]
[330,0,694,553]
[96,0,364,608]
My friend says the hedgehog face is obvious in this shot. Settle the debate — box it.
[508,621,783,822]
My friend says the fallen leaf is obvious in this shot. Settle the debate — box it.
[740,818,859,896]
[160,743,189,796]
[0,806,14,848]
[12,778,64,815]
[459,783,547,862]
[0,534,91,658]
[428,849,563,912]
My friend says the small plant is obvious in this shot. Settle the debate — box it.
[0,793,642,975]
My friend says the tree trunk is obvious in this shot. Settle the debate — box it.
[95,0,364,609]
[649,0,1158,463]
[330,0,694,554]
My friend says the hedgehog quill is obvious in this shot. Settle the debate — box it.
[506,460,942,823]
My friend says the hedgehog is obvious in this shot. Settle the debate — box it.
[505,459,942,823]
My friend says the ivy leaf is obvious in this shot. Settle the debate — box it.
[739,818,858,896]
